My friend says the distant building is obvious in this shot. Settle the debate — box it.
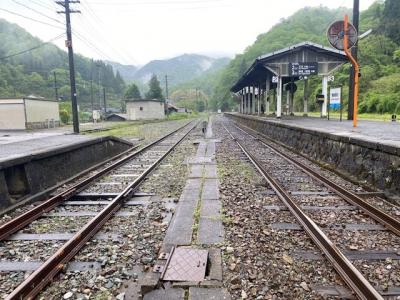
[125,99,165,120]
[106,113,128,121]
[166,103,179,114]
[0,97,60,130]
[177,108,187,113]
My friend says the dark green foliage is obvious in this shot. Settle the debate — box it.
[0,19,126,111]
[381,0,400,44]
[125,83,141,99]
[145,74,164,100]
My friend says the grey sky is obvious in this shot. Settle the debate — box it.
[1,0,375,65]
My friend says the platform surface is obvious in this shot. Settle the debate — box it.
[238,114,400,148]
[0,134,98,164]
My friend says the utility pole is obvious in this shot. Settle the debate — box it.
[57,0,81,133]
[96,63,102,110]
[347,0,359,120]
[53,71,59,101]
[103,87,107,117]
[90,59,94,117]
[165,75,169,101]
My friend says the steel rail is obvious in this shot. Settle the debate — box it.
[233,123,400,236]
[6,121,198,300]
[222,123,383,300]
[0,121,193,241]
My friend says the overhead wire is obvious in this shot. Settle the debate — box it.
[0,8,65,29]
[12,0,65,25]
[28,0,57,12]
[0,33,66,60]
[78,1,139,64]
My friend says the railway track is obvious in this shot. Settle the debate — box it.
[0,120,198,299]
[222,119,400,300]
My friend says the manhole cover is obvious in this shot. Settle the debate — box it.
[162,247,208,282]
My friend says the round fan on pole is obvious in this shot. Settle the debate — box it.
[327,20,358,50]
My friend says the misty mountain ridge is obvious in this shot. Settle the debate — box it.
[110,53,230,86]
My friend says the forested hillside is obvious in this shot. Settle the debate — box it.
[0,19,125,111]
[132,54,229,86]
[212,0,400,115]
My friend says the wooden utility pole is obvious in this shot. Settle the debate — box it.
[347,0,359,120]
[56,0,81,133]
[90,59,94,115]
[53,71,59,101]
[103,87,107,116]
[165,75,169,100]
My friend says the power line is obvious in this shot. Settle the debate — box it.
[73,30,115,61]
[89,0,227,5]
[30,0,57,11]
[0,34,65,60]
[12,0,65,25]
[0,8,65,29]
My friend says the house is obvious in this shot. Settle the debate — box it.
[125,99,165,120]
[0,96,60,130]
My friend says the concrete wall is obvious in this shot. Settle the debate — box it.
[226,113,400,196]
[25,99,60,129]
[0,136,132,212]
[0,99,26,130]
[126,101,165,120]
[0,98,60,130]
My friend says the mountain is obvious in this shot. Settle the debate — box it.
[132,54,230,86]
[0,18,126,112]
[106,61,138,82]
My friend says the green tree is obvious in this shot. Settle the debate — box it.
[382,0,400,44]
[145,74,164,100]
[125,83,141,99]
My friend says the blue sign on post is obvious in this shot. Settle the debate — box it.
[329,87,341,109]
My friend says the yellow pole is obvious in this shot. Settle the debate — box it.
[343,14,359,127]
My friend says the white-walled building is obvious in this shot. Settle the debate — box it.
[0,97,60,130]
[126,99,165,120]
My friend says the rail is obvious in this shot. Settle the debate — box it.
[222,123,383,300]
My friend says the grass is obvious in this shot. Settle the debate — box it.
[297,111,395,121]
[83,115,198,138]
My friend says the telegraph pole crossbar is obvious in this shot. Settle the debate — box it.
[56,0,81,133]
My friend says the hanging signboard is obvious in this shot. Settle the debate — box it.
[289,62,318,76]
[329,87,341,109]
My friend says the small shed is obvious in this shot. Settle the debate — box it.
[126,99,165,120]
[0,96,60,130]
[106,113,128,121]
[166,103,179,113]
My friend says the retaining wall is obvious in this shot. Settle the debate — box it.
[0,136,132,212]
[226,113,400,196]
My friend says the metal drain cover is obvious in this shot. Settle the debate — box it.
[162,247,208,282]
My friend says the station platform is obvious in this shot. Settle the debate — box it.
[251,115,400,148]
[0,134,98,166]
[0,133,132,212]
[226,113,400,196]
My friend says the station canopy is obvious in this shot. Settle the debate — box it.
[231,41,348,93]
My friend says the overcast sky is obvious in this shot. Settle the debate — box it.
[1,0,375,66]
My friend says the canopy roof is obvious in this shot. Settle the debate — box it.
[231,41,348,93]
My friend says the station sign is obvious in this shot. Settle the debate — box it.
[289,62,318,76]
[329,87,341,109]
